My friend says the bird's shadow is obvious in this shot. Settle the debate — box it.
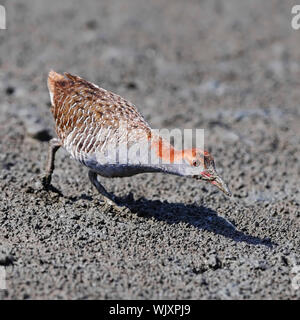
[32,171,274,248]
[91,193,276,248]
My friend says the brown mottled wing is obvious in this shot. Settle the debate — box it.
[49,72,151,158]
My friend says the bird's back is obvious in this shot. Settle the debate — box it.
[48,71,152,165]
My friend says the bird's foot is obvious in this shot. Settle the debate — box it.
[99,195,127,213]
[40,173,51,189]
[38,173,63,196]
[96,195,130,213]
[88,170,130,213]
[23,174,63,197]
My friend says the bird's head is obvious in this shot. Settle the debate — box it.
[182,148,232,197]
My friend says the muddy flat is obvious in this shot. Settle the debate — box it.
[0,0,299,299]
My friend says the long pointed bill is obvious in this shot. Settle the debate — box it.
[211,175,232,197]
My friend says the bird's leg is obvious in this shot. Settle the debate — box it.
[88,170,113,199]
[41,138,61,188]
[88,170,123,211]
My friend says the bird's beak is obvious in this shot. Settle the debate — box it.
[211,174,232,197]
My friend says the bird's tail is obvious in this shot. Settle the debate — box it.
[47,70,67,105]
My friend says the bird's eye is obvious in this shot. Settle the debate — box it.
[192,159,200,167]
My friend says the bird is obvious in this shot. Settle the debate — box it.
[42,71,231,209]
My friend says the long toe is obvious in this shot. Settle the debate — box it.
[101,197,126,213]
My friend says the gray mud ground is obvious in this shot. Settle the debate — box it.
[0,0,299,299]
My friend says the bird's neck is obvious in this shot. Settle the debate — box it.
[151,136,184,163]
[149,136,189,176]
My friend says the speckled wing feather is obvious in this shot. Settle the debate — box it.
[48,71,152,161]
